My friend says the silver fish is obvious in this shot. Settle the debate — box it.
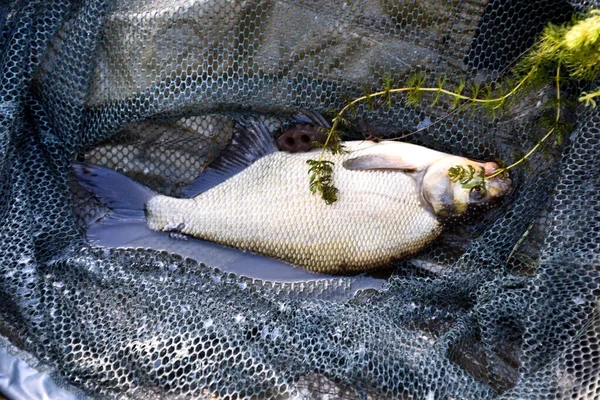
[75,116,512,274]
[139,139,510,274]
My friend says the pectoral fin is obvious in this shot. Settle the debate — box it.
[342,154,419,172]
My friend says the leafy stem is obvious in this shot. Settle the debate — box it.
[417,67,537,109]
[306,159,338,204]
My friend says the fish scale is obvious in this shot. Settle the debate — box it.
[146,143,443,273]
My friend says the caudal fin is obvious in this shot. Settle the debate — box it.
[72,162,155,221]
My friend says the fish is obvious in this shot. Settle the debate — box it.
[74,114,512,274]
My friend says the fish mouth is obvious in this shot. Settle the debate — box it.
[481,162,514,198]
[486,175,513,199]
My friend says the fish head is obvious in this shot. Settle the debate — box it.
[341,141,512,218]
[421,156,513,218]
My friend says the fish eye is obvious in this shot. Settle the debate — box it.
[469,185,486,201]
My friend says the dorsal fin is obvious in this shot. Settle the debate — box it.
[182,117,277,197]
[293,109,331,127]
[183,111,329,197]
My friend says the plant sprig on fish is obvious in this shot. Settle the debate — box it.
[447,165,485,190]
[307,159,338,204]
[308,8,600,204]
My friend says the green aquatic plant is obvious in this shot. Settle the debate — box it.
[447,165,486,190]
[308,8,600,203]
[307,159,338,204]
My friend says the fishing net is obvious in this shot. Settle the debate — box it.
[1,0,599,399]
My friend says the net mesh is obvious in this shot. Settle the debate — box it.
[1,0,599,398]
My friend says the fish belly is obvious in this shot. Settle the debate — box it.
[145,149,441,273]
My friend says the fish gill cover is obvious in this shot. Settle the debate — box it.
[0,0,599,399]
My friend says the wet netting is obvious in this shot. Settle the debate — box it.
[1,0,599,399]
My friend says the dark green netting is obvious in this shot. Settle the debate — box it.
[0,0,599,398]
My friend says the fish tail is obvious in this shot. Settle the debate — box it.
[72,161,155,221]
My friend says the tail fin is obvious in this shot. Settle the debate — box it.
[72,162,155,221]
